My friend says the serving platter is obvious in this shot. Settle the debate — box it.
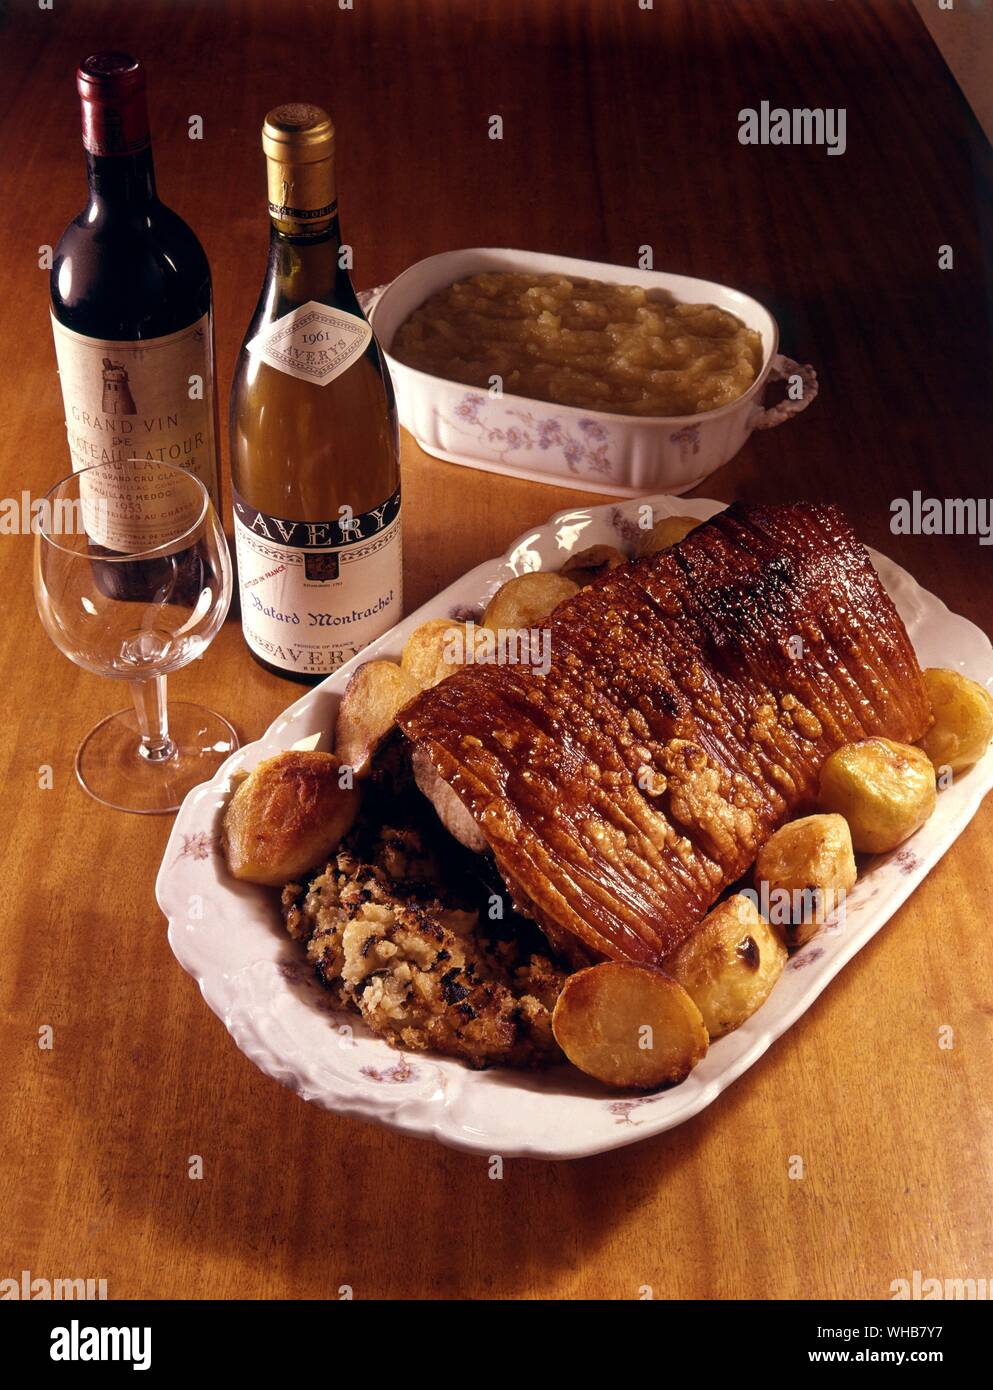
[156,495,993,1159]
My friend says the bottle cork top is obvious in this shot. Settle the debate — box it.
[76,52,150,156]
[262,104,337,228]
[77,52,144,98]
[262,104,335,163]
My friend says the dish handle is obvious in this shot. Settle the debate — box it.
[357,282,392,318]
[751,354,819,430]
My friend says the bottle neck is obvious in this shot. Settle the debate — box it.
[265,215,354,307]
[85,146,158,208]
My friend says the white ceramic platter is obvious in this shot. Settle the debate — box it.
[156,496,993,1159]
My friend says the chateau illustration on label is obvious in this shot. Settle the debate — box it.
[100,357,136,415]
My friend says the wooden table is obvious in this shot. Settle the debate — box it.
[2,0,991,1301]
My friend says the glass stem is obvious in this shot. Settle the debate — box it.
[130,675,176,763]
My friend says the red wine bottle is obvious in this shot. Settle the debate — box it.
[50,53,220,601]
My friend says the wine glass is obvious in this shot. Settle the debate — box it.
[34,459,238,814]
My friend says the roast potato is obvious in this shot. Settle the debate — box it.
[400,618,487,690]
[336,660,420,777]
[551,961,708,1090]
[633,514,700,558]
[919,667,993,773]
[222,750,359,887]
[753,813,857,948]
[663,894,787,1037]
[481,571,578,633]
[818,738,936,854]
[560,544,627,587]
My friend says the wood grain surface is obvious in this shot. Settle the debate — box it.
[1,0,991,1300]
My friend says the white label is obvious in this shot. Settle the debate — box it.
[233,487,402,677]
[50,310,219,551]
[77,461,205,555]
[246,300,373,385]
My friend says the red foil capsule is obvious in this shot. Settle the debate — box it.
[77,52,150,157]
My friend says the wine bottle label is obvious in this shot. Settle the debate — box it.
[233,485,402,677]
[51,311,219,549]
[246,300,372,386]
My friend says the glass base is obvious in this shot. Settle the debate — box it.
[75,701,239,814]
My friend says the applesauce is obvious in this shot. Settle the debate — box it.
[390,272,764,417]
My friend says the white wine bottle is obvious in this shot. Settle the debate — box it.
[230,103,401,682]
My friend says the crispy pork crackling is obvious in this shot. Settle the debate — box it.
[397,502,931,964]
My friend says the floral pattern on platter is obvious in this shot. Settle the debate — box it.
[174,830,217,864]
[277,960,343,1017]
[360,1056,418,1084]
[449,602,483,623]
[448,392,614,479]
[609,506,644,549]
[789,946,826,972]
[608,1094,666,1126]
[278,961,307,985]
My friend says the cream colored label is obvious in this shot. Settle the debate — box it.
[51,311,219,551]
[233,486,402,677]
[246,300,372,385]
[76,461,205,555]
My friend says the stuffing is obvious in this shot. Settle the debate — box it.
[283,822,565,1069]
